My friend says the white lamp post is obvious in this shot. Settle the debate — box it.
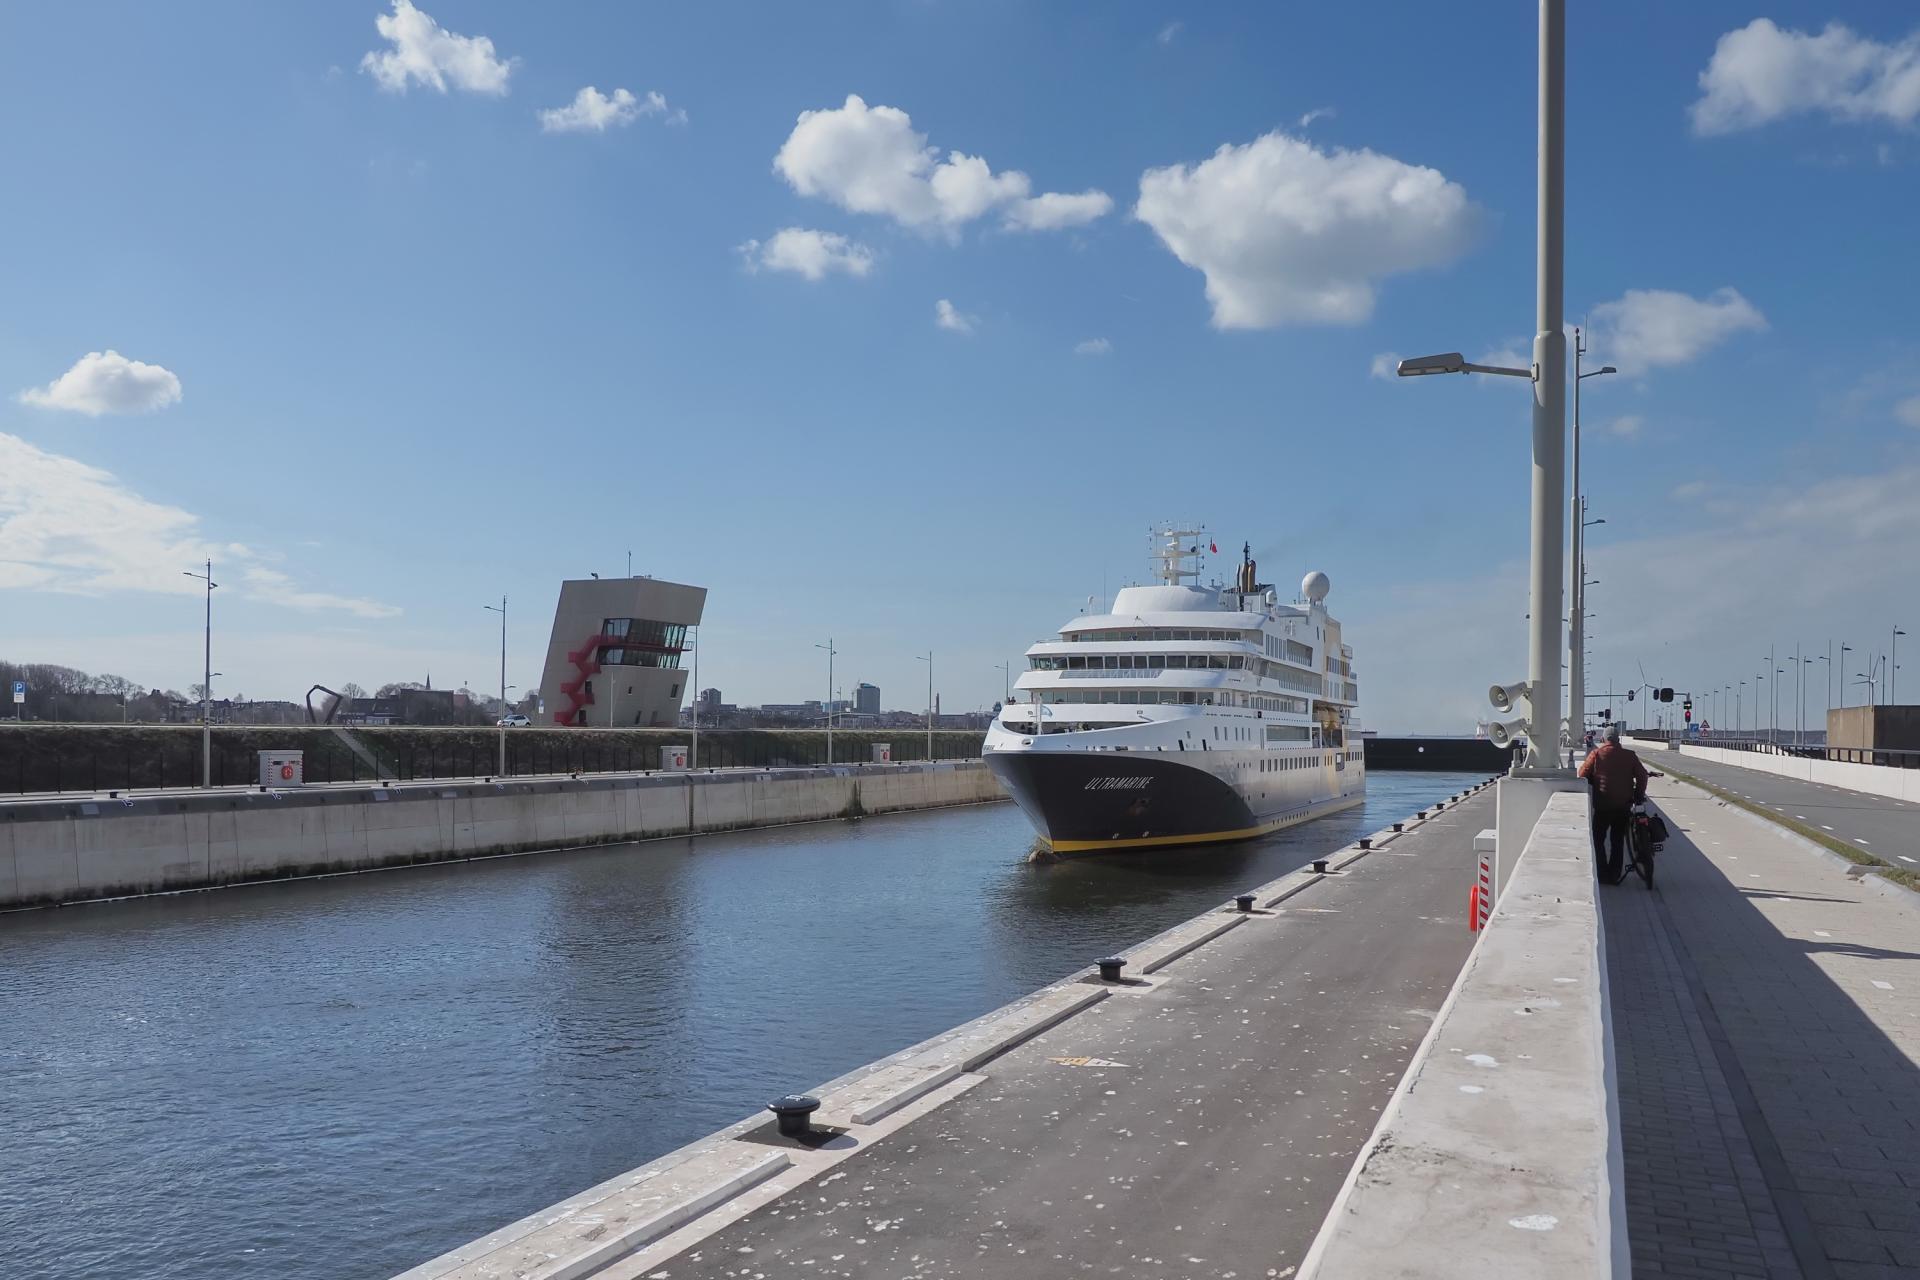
[916,651,934,761]
[483,596,507,775]
[815,639,837,764]
[183,560,217,787]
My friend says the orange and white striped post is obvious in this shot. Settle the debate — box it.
[1471,853,1493,931]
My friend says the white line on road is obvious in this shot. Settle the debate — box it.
[1872,980,1894,991]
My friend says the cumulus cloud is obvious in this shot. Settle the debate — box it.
[934,299,977,334]
[1369,352,1400,379]
[1134,131,1481,328]
[772,94,1111,236]
[361,0,513,96]
[1585,287,1766,373]
[1157,22,1182,46]
[539,86,682,133]
[0,432,397,615]
[1672,480,1709,499]
[1005,190,1114,231]
[18,350,182,416]
[1604,414,1646,440]
[737,227,875,281]
[1896,395,1920,428]
[1691,19,1920,135]
[1298,106,1336,128]
[1075,338,1112,356]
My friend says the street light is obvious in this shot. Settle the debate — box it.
[483,596,507,775]
[1839,643,1853,708]
[1395,352,1533,378]
[815,639,837,764]
[1894,627,1907,704]
[995,661,1011,705]
[184,561,218,787]
[1568,328,1617,757]
[915,651,934,761]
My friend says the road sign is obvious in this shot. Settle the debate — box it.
[10,680,23,704]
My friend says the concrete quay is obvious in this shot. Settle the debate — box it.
[0,761,1004,910]
[396,778,1570,1280]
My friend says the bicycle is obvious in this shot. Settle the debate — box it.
[1622,802,1666,889]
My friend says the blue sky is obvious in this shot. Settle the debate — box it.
[2,2,1918,732]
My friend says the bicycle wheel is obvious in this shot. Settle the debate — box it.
[1632,822,1655,888]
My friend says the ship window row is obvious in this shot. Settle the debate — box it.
[1069,627,1260,643]
[1260,750,1319,771]
[1264,636,1316,666]
[1033,653,1247,672]
[1031,689,1310,714]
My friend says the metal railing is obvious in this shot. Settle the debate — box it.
[4,732,988,796]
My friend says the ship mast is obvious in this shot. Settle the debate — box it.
[1152,526,1206,585]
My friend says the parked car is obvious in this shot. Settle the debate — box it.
[497,713,532,727]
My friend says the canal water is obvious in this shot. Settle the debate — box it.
[0,770,1487,1280]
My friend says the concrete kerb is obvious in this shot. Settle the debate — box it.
[1298,789,1623,1279]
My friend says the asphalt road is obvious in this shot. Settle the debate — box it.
[646,794,1494,1280]
[1639,748,1920,872]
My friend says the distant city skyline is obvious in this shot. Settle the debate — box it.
[3,4,1918,732]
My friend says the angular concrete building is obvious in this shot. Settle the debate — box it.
[538,576,706,727]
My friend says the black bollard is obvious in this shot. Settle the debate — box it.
[1097,956,1127,982]
[1392,822,1403,833]
[1236,894,1256,912]
[1358,837,1371,850]
[769,1094,820,1137]
[1312,859,1330,874]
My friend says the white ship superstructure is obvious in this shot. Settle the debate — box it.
[984,529,1364,853]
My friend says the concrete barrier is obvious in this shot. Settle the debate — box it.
[1656,740,1920,803]
[0,762,1004,910]
[1299,789,1625,1278]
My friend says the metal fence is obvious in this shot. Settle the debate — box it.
[1628,731,1920,770]
[5,731,987,796]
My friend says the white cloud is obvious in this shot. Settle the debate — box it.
[934,299,976,334]
[0,432,397,616]
[1298,106,1336,128]
[1585,287,1766,373]
[737,227,875,281]
[772,94,1110,237]
[1691,19,1920,135]
[1157,22,1183,46]
[1004,190,1114,231]
[1134,130,1481,328]
[1369,352,1400,379]
[361,0,513,96]
[1672,480,1709,499]
[1604,414,1645,440]
[1896,395,1920,428]
[18,350,182,416]
[538,86,681,133]
[1075,338,1112,356]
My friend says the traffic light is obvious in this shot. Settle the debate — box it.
[1658,687,1675,702]
[1627,689,1636,702]
[1684,709,1692,723]
[1599,708,1611,719]
[1682,697,1692,712]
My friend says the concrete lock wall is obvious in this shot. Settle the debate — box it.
[1662,740,1920,804]
[0,762,1004,910]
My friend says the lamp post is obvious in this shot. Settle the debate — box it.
[1840,644,1852,709]
[184,560,218,787]
[1737,679,1744,733]
[995,661,1011,704]
[916,651,934,761]
[1568,329,1615,756]
[1799,649,1812,746]
[689,626,699,769]
[815,639,837,764]
[1894,627,1906,704]
[483,596,507,775]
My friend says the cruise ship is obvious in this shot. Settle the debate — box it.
[984,529,1364,854]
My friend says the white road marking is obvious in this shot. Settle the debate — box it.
[1872,980,1894,991]
[1821,825,1835,831]
[1814,931,1832,938]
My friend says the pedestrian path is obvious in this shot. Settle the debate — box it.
[1604,773,1920,1279]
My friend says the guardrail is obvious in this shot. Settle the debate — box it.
[1629,732,1920,770]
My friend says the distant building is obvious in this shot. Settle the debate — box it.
[854,682,880,715]
[699,687,723,712]
[538,576,707,727]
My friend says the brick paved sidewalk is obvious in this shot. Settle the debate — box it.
[1604,773,1920,1279]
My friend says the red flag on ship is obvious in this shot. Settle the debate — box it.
[1209,541,1217,553]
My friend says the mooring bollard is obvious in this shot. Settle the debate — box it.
[769,1094,821,1137]
[1097,956,1127,982]
[1358,837,1371,850]
[1416,809,1427,819]
[1236,894,1256,912]
[1392,822,1404,833]
[1312,859,1330,874]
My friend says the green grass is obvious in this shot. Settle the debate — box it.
[1660,763,1920,894]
